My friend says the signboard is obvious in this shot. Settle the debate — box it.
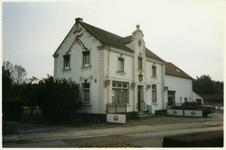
[106,114,126,124]
[167,109,183,116]
[106,104,127,125]
[185,110,202,117]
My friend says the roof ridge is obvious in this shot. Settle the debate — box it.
[145,48,165,62]
[165,62,193,79]
[81,22,124,40]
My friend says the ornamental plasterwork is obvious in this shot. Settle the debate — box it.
[87,75,94,81]
[79,75,94,82]
[116,71,126,76]
[79,76,84,81]
[81,65,92,71]
[151,77,157,81]
[62,69,71,74]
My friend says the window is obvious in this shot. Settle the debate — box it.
[112,82,117,88]
[152,66,156,77]
[152,85,157,102]
[185,97,188,102]
[180,97,182,102]
[138,57,142,69]
[83,83,90,103]
[168,91,175,105]
[118,57,124,71]
[82,51,90,67]
[63,55,70,69]
[112,81,128,104]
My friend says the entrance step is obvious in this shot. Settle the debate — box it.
[133,113,155,119]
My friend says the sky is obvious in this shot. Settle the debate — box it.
[2,0,225,82]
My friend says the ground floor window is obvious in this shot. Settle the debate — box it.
[83,83,90,103]
[152,85,157,102]
[112,81,128,104]
[168,91,175,106]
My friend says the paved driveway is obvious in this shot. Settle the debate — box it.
[3,112,223,147]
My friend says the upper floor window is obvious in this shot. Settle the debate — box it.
[63,55,70,69]
[118,57,124,71]
[138,57,142,69]
[152,66,156,77]
[82,51,90,67]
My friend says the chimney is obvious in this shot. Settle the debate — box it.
[75,17,83,23]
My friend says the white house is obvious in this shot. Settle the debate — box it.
[53,18,197,121]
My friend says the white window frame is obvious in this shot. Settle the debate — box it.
[82,83,90,103]
[152,85,157,102]
[63,55,70,69]
[118,57,124,71]
[83,51,90,67]
[112,81,129,104]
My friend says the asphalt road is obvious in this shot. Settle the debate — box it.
[3,112,223,147]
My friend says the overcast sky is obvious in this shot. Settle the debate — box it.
[2,0,225,82]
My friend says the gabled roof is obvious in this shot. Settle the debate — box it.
[54,18,194,79]
[80,22,133,53]
[80,21,165,62]
[165,62,193,79]
[145,48,165,62]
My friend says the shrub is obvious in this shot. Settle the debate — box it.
[36,76,82,123]
[3,99,24,121]
[162,130,223,147]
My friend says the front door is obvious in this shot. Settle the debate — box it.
[138,86,144,112]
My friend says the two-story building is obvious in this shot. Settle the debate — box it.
[53,18,195,121]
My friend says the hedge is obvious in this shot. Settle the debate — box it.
[162,130,223,147]
[3,99,24,121]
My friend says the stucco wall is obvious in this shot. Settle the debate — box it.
[165,75,193,103]
[54,24,102,114]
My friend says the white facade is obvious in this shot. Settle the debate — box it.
[165,75,193,104]
[53,18,194,117]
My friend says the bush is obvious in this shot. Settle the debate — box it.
[3,99,24,121]
[36,76,82,123]
[162,130,223,147]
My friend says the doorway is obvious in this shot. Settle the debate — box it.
[138,85,144,112]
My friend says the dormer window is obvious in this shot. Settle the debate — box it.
[63,55,70,69]
[82,51,90,67]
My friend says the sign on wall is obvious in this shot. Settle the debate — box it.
[106,104,127,125]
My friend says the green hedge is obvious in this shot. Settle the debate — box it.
[3,99,24,121]
[162,130,223,147]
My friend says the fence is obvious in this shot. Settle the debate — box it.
[106,103,127,125]
[166,102,203,117]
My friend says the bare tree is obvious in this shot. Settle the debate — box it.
[3,61,27,85]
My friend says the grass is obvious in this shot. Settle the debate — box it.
[18,109,86,127]
[79,141,142,148]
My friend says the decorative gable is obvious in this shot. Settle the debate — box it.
[131,25,146,57]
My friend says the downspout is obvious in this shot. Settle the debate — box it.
[162,63,166,110]
[108,46,111,104]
